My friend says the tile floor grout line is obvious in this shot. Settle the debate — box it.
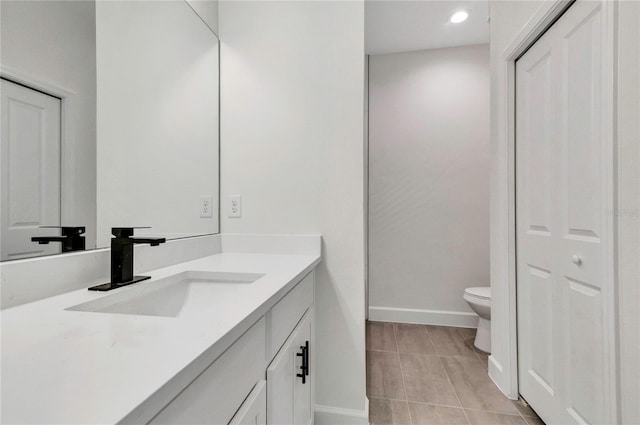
[438,354,472,425]
[457,327,482,363]
[367,348,402,354]
[403,398,491,413]
[392,323,413,425]
[369,347,482,359]
[422,323,439,356]
[367,395,408,401]
[461,406,532,417]
[368,395,529,418]
[423,323,445,357]
[406,350,484,364]
[369,322,399,353]
[367,396,462,415]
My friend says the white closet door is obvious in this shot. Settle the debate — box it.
[516,1,611,424]
[1,79,61,260]
[516,18,562,422]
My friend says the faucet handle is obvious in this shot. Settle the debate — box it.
[32,226,86,252]
[38,226,87,235]
[111,227,151,238]
[40,226,86,235]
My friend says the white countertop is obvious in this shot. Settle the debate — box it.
[1,252,320,424]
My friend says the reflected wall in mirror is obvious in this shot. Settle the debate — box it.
[0,0,220,261]
[96,1,219,247]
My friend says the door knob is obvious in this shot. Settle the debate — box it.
[571,255,582,266]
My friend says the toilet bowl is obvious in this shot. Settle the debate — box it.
[463,286,491,353]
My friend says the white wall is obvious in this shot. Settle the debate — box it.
[219,1,367,421]
[0,0,97,248]
[96,1,219,247]
[490,3,640,422]
[367,45,490,326]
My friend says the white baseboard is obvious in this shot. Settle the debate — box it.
[368,306,479,328]
[315,399,369,425]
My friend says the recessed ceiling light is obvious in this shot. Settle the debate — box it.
[450,11,469,24]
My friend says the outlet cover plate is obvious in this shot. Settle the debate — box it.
[200,195,213,218]
[229,195,241,218]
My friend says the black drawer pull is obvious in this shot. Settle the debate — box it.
[296,341,310,384]
[304,341,310,376]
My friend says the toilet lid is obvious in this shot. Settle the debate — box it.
[465,287,490,300]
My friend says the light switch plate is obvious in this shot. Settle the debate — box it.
[229,195,242,218]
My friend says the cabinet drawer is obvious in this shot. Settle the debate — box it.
[149,318,265,425]
[266,271,314,360]
[229,380,266,425]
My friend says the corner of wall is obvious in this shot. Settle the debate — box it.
[185,0,219,37]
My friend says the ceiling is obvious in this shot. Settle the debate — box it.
[365,0,490,55]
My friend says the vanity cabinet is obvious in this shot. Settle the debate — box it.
[149,318,266,425]
[148,270,315,425]
[266,271,314,360]
[229,381,267,425]
[267,309,314,425]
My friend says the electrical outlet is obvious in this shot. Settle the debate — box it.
[200,195,213,218]
[228,195,241,218]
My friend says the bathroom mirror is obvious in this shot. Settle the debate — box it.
[0,0,220,261]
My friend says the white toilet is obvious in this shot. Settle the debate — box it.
[463,286,491,353]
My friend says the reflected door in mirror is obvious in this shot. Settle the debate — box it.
[1,78,61,260]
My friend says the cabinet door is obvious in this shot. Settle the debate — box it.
[266,309,313,425]
[229,381,266,425]
[266,329,296,425]
[293,312,312,425]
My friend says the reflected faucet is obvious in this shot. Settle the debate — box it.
[88,227,166,291]
[31,226,86,252]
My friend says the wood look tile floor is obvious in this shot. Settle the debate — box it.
[366,321,545,425]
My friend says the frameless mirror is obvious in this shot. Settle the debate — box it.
[0,0,219,261]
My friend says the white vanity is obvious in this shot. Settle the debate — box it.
[1,235,321,424]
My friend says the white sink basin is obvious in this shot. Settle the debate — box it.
[66,271,264,318]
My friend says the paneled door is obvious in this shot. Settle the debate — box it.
[516,1,613,424]
[1,78,61,260]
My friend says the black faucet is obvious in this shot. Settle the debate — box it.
[88,227,166,291]
[31,226,86,252]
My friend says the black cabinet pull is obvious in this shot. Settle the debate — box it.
[296,345,307,384]
[304,341,310,376]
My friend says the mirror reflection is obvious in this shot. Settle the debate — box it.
[0,0,220,261]
[1,0,97,260]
